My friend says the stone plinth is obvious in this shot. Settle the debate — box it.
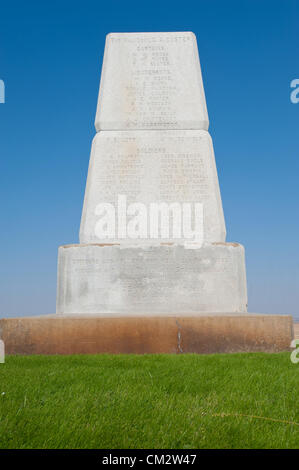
[57,243,247,315]
[95,32,209,131]
[80,130,226,244]
[0,314,293,355]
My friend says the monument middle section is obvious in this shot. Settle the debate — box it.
[80,129,226,245]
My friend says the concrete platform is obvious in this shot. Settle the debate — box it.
[0,314,293,355]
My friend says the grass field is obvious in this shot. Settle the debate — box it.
[0,353,298,449]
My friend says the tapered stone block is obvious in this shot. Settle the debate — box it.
[95,32,209,131]
[80,130,226,244]
[57,242,247,315]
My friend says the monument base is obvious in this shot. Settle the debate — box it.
[0,314,293,355]
[57,242,247,314]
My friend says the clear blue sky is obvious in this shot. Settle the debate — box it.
[0,0,298,318]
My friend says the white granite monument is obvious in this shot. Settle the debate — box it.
[56,32,248,316]
[0,32,292,357]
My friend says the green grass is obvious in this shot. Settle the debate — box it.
[0,353,298,449]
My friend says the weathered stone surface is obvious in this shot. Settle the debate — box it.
[0,314,293,355]
[53,31,253,325]
[95,32,209,131]
[80,130,226,244]
[56,243,247,315]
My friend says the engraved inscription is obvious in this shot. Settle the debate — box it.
[96,32,209,130]
[80,130,225,244]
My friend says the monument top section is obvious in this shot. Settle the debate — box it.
[95,32,209,131]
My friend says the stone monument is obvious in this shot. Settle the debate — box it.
[56,32,247,315]
[0,32,293,355]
